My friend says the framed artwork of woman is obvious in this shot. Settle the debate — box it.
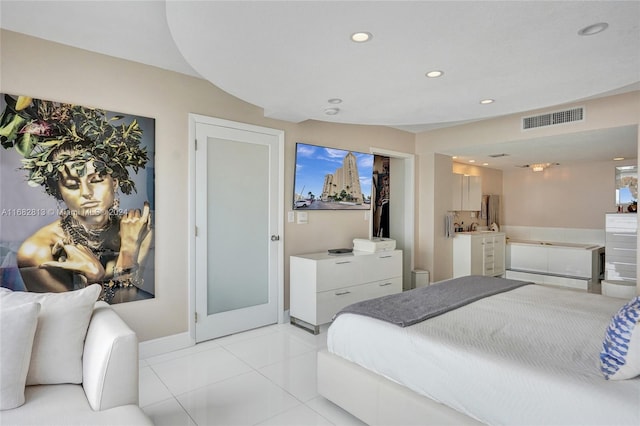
[0,94,155,304]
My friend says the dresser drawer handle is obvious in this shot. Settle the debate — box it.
[378,255,393,259]
[379,282,393,286]
[335,291,351,296]
[335,261,352,264]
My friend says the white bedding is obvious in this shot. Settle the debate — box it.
[327,284,640,425]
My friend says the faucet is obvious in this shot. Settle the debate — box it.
[470,222,479,231]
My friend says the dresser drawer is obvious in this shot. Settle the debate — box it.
[606,247,637,263]
[316,277,402,324]
[606,232,637,248]
[605,262,637,280]
[316,256,364,291]
[606,215,637,232]
[360,250,403,282]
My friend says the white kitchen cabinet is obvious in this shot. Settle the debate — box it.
[290,250,403,334]
[452,173,482,211]
[453,232,505,278]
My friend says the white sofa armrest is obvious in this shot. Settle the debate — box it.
[82,301,139,411]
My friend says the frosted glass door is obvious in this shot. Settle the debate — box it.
[207,138,268,314]
[194,118,282,342]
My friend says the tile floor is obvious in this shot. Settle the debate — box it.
[139,322,367,426]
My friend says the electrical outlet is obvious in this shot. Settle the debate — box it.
[288,211,294,223]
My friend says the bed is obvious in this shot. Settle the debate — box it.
[317,276,640,425]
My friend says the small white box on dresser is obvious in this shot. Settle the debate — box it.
[353,237,396,252]
[290,249,403,334]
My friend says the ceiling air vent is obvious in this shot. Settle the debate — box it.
[522,107,584,130]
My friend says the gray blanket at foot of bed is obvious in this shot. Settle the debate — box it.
[334,275,532,327]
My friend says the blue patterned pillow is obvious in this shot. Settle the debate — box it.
[600,296,640,380]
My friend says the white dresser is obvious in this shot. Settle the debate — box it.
[603,213,637,298]
[290,250,402,333]
[453,232,505,278]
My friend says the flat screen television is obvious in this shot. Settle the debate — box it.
[293,142,373,210]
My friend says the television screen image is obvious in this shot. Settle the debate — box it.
[293,142,373,210]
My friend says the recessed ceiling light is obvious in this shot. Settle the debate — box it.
[328,98,342,104]
[324,107,340,115]
[480,99,495,105]
[613,157,625,161]
[351,32,372,43]
[469,160,475,163]
[482,163,489,166]
[425,70,444,78]
[578,22,609,36]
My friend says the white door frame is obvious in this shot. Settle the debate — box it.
[187,114,285,344]
[370,148,416,284]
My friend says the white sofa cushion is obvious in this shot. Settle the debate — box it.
[0,285,101,385]
[0,384,153,425]
[0,302,40,410]
[82,302,140,411]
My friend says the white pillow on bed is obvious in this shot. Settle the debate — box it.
[600,296,640,380]
[0,285,101,385]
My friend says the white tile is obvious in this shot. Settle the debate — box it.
[150,346,252,396]
[285,324,330,350]
[222,329,316,369]
[259,351,319,402]
[177,371,301,426]
[142,397,197,426]
[144,338,220,366]
[305,396,368,426]
[139,365,173,407]
[213,323,281,346]
[256,404,334,426]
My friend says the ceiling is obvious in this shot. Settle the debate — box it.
[1,1,639,170]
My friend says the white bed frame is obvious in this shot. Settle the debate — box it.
[317,349,482,425]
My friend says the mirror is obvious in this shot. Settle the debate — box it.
[616,165,637,211]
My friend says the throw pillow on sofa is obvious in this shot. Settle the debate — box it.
[0,302,41,410]
[0,284,101,385]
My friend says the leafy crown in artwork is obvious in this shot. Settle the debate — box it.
[0,94,148,198]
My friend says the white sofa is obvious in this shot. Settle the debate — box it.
[0,300,152,425]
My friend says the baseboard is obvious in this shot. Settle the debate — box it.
[139,331,194,359]
[139,310,290,359]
